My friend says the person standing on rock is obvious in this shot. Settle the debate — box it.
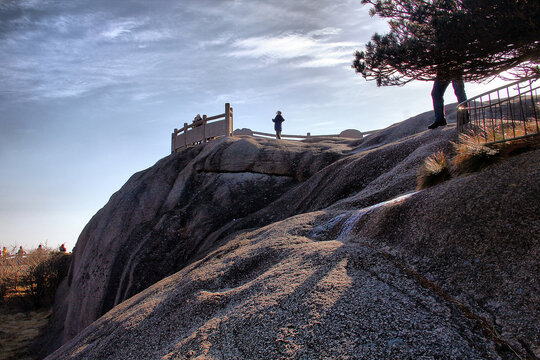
[272,111,285,139]
[17,246,26,257]
[428,74,468,129]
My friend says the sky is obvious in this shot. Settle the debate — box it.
[0,0,501,252]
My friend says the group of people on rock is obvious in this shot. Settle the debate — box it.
[0,246,27,257]
[1,244,67,258]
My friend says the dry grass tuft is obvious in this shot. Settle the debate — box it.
[417,128,540,189]
[473,120,540,144]
[417,150,451,189]
[453,129,540,175]
[451,132,500,175]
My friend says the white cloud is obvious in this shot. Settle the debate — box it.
[297,57,348,68]
[100,19,171,43]
[230,30,359,68]
[232,34,317,59]
[135,29,171,42]
[101,26,134,40]
[308,27,342,37]
[100,19,154,42]
[0,0,367,105]
[196,35,233,49]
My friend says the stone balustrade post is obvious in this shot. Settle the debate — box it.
[171,128,179,153]
[203,115,208,142]
[183,122,188,147]
[225,103,232,136]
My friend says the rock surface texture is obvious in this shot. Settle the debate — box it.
[44,109,539,359]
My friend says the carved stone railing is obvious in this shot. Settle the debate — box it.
[171,103,382,153]
[233,128,376,140]
[171,103,233,153]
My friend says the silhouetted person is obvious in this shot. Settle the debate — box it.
[17,246,26,257]
[193,114,203,127]
[59,244,66,252]
[272,111,285,139]
[429,75,467,129]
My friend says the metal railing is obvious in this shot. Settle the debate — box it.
[457,76,540,144]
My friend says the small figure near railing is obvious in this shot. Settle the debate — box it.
[171,103,233,153]
[272,110,285,139]
[457,76,540,145]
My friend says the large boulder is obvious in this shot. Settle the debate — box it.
[339,129,363,139]
[44,108,539,359]
[44,113,453,354]
[43,135,353,353]
[46,149,540,359]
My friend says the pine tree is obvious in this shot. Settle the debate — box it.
[353,0,540,86]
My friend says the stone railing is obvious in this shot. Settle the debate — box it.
[171,103,381,153]
[233,128,377,140]
[171,103,233,153]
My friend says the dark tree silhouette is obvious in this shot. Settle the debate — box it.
[353,0,540,86]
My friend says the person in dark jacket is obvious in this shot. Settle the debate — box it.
[272,111,285,139]
[428,75,467,129]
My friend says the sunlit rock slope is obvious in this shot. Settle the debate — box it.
[44,108,540,359]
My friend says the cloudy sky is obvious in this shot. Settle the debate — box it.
[0,0,496,252]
